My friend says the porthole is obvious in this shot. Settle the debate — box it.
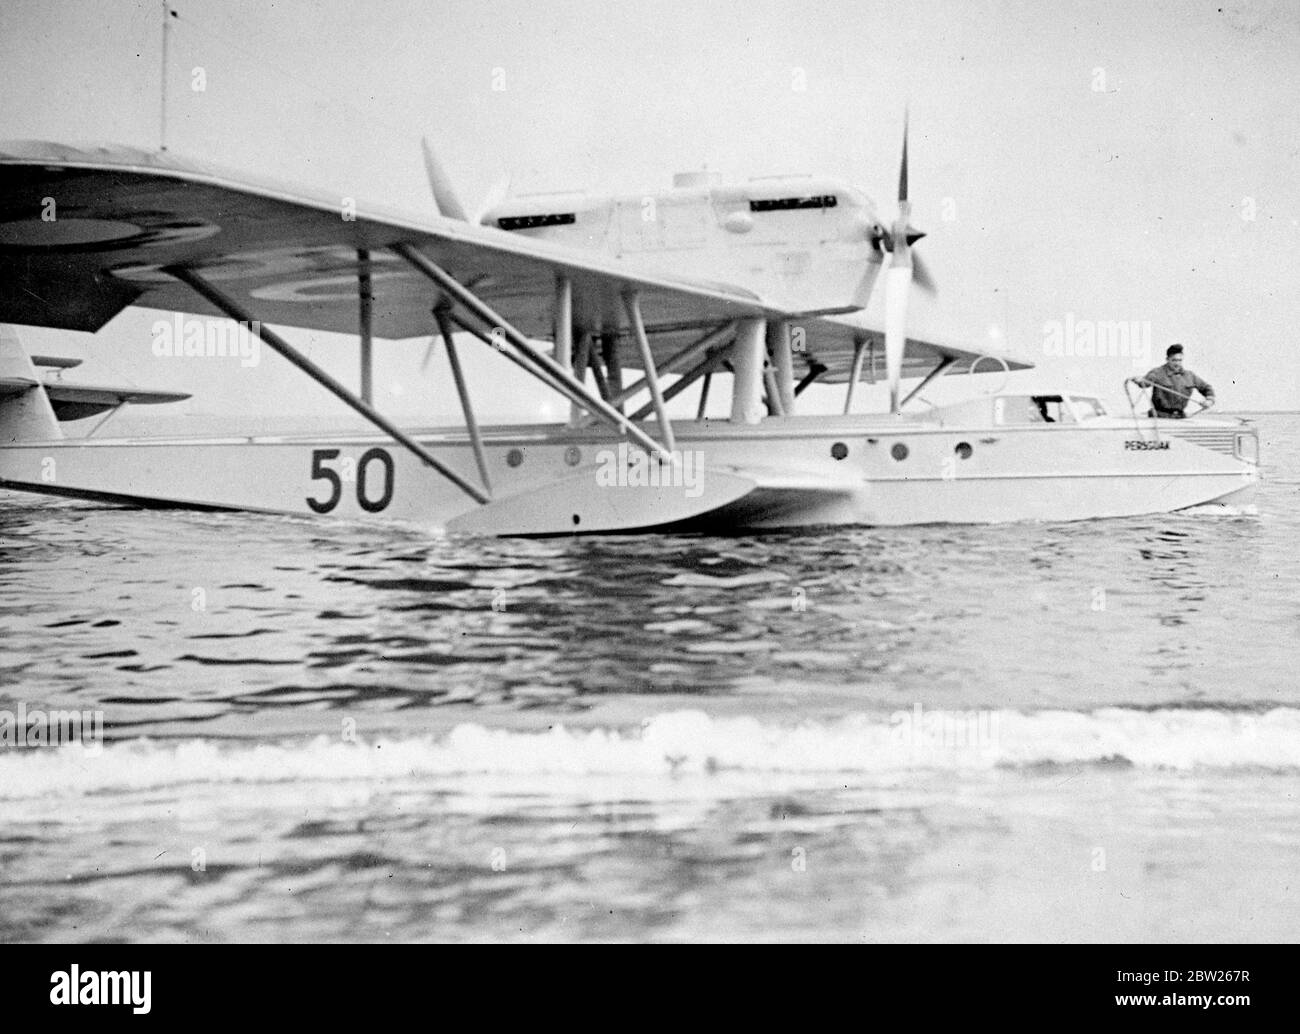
[890,442,909,462]
[831,441,849,460]
[506,448,524,468]
[572,513,581,526]
[564,446,582,466]
[955,442,973,460]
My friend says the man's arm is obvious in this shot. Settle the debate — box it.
[1193,373,1215,402]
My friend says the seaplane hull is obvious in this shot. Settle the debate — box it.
[0,413,1257,535]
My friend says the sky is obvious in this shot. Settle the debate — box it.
[0,0,1296,428]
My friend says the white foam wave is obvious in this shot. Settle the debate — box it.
[1,707,1297,800]
[1179,502,1260,517]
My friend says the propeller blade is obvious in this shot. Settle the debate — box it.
[421,137,469,221]
[884,263,910,415]
[420,331,440,373]
[913,252,937,295]
[898,109,909,203]
[886,112,913,414]
[473,172,514,225]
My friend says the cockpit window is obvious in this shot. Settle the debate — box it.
[749,195,837,212]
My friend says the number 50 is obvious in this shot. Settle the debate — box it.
[306,448,394,513]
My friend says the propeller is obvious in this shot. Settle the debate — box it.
[421,137,469,221]
[868,121,935,300]
[422,137,513,225]
[883,112,918,415]
[869,228,935,289]
[419,330,440,373]
[911,252,936,294]
[418,140,512,369]
[474,172,514,224]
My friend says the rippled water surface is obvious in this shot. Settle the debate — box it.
[1,414,1297,942]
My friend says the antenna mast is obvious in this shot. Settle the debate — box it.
[160,1,171,151]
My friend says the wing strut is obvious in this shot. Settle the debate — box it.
[601,332,624,412]
[164,264,489,506]
[358,249,374,404]
[580,320,736,423]
[433,305,492,496]
[763,365,786,416]
[84,402,129,439]
[844,337,868,414]
[767,321,796,414]
[622,291,675,453]
[568,331,592,427]
[794,361,828,397]
[585,341,611,401]
[899,356,956,408]
[696,371,713,419]
[440,307,580,409]
[731,319,766,424]
[553,276,573,374]
[390,242,674,461]
[629,345,728,421]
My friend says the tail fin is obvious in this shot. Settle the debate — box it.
[0,325,62,443]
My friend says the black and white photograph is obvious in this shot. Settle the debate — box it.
[0,0,1296,969]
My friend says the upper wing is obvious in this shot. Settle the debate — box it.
[0,141,788,341]
[0,141,1030,387]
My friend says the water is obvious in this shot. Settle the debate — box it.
[1,415,1297,942]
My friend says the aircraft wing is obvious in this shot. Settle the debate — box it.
[0,374,38,399]
[782,314,1032,383]
[602,311,1033,383]
[0,142,790,342]
[42,382,192,421]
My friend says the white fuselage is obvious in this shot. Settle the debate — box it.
[0,396,1258,534]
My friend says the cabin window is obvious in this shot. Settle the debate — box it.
[749,195,837,212]
[995,396,1076,425]
[498,213,576,231]
[995,397,1038,424]
[1032,396,1076,423]
[1071,396,1107,420]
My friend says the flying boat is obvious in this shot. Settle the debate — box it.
[0,125,1258,534]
